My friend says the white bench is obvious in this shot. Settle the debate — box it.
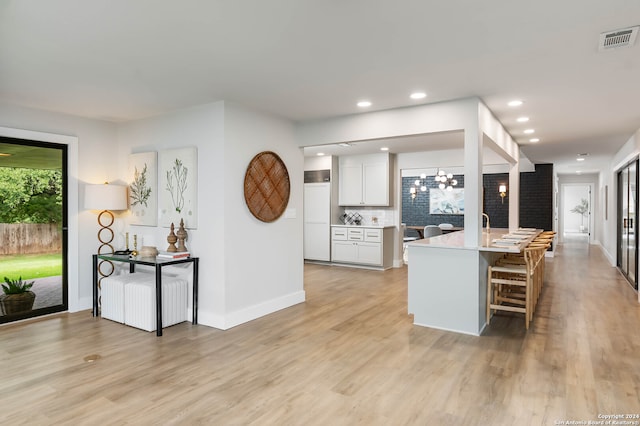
[124,278,188,332]
[101,272,187,332]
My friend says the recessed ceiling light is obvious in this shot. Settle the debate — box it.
[517,117,529,123]
[529,138,540,143]
[576,171,582,174]
[338,143,352,147]
[316,152,325,156]
[410,92,427,100]
[576,158,585,162]
[523,129,535,134]
[357,101,371,108]
[380,147,389,151]
[508,100,523,107]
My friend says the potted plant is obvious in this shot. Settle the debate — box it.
[571,198,589,232]
[0,276,36,315]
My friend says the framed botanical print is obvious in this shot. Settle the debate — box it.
[159,147,198,229]
[128,152,158,226]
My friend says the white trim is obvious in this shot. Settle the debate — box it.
[199,290,306,330]
[559,182,595,245]
[413,321,484,337]
[595,240,616,267]
[0,126,80,312]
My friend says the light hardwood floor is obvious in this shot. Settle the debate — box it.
[1,238,639,425]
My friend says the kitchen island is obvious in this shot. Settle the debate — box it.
[406,228,540,335]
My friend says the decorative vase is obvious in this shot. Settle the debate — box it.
[0,291,36,315]
[139,246,159,257]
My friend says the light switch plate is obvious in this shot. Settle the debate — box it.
[284,208,296,219]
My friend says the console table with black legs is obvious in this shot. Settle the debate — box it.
[92,254,199,336]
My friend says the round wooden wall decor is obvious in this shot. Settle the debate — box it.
[244,151,291,223]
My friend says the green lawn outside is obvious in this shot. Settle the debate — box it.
[0,253,62,281]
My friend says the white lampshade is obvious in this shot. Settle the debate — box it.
[84,183,128,211]
[499,184,507,193]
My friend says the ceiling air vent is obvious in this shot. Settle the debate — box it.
[599,26,639,51]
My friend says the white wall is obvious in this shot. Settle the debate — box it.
[304,155,332,171]
[0,102,118,312]
[296,98,478,147]
[117,101,305,329]
[222,102,304,328]
[116,102,227,325]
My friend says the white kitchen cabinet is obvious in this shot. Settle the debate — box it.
[331,226,394,269]
[338,153,391,206]
[338,164,363,206]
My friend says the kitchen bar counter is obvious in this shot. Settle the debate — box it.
[407,228,541,253]
[406,228,541,336]
[406,225,463,238]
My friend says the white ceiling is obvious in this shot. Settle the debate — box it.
[2,1,639,174]
[302,131,464,157]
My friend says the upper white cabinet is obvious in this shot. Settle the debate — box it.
[338,153,391,206]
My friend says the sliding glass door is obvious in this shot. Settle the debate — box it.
[618,158,638,289]
[0,137,68,323]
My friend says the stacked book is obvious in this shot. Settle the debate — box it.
[156,251,190,259]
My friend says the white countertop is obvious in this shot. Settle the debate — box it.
[331,224,395,229]
[407,228,541,253]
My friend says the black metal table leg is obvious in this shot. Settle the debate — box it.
[193,257,199,325]
[92,254,98,316]
[155,263,163,336]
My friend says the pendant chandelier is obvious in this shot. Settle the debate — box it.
[435,169,458,191]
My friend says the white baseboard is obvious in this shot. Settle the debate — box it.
[197,290,306,330]
[412,320,482,337]
[594,241,616,266]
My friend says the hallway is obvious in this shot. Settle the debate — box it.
[0,238,638,425]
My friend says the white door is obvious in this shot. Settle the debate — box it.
[304,183,331,261]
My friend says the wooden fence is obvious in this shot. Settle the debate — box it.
[0,223,62,255]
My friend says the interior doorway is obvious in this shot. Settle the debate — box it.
[0,137,68,323]
[561,184,592,245]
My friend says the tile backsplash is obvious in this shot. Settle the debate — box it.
[342,207,397,226]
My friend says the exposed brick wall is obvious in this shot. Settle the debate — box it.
[519,164,554,231]
[402,174,465,236]
[483,173,509,229]
[402,167,553,233]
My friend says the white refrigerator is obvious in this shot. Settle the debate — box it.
[304,182,331,261]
